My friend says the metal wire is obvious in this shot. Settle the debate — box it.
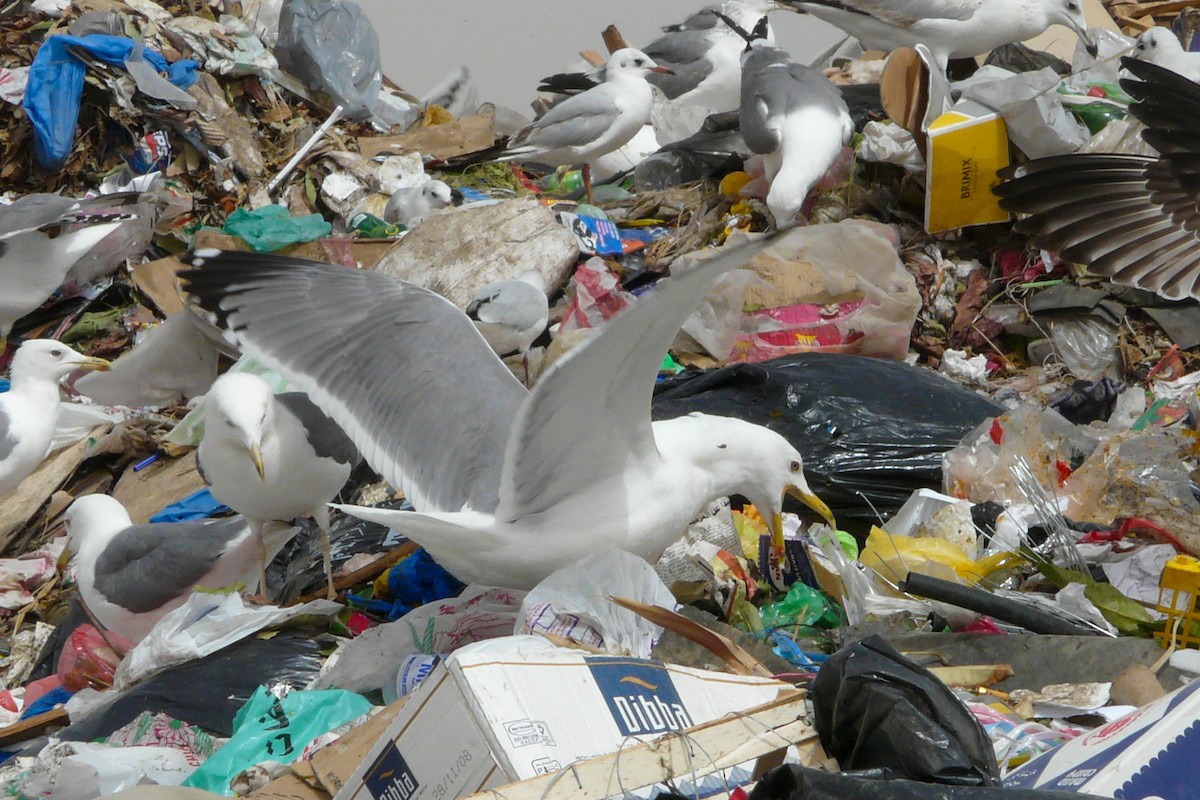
[1007,455,1088,576]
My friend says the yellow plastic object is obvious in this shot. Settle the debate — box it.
[719,170,752,199]
[860,526,1020,588]
[1155,554,1200,649]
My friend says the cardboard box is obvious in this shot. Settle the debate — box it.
[1004,678,1200,798]
[925,100,1011,234]
[336,637,788,800]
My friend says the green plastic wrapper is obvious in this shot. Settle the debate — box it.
[182,685,372,795]
[222,205,332,252]
[760,581,841,630]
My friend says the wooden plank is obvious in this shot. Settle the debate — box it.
[463,692,815,800]
[111,451,206,525]
[357,109,496,160]
[130,255,188,316]
[0,708,69,748]
[0,433,103,555]
[287,542,417,606]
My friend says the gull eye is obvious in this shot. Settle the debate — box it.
[1066,1,1077,9]
[634,58,643,66]
[50,349,63,357]
[789,460,801,472]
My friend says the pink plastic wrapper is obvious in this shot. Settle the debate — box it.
[559,257,634,332]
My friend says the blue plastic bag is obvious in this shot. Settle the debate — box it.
[23,35,198,170]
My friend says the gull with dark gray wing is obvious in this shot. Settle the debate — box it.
[60,494,297,642]
[197,372,359,600]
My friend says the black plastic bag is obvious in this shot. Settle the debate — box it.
[652,354,1002,527]
[275,0,381,119]
[811,635,1000,786]
[749,765,1108,800]
[59,631,324,740]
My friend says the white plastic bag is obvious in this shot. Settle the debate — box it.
[519,548,677,658]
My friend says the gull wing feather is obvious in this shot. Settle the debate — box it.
[180,250,526,513]
[495,232,782,522]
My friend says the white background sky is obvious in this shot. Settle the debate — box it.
[354,1,846,116]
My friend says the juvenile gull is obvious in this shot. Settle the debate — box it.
[1130,27,1200,83]
[0,193,140,350]
[994,59,1200,301]
[466,270,549,386]
[180,235,835,591]
[0,340,110,496]
[729,15,854,226]
[197,372,358,599]
[60,494,295,643]
[499,48,673,202]
[787,0,1098,70]
[383,180,463,228]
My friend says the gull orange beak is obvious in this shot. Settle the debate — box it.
[77,356,111,372]
[651,66,675,75]
[247,442,266,481]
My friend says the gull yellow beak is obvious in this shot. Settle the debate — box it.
[247,442,266,481]
[77,356,112,372]
[776,484,837,558]
[56,544,75,574]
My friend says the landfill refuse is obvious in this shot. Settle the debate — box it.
[7,0,1200,798]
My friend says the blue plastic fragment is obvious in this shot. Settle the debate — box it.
[149,487,231,523]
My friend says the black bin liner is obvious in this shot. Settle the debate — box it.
[811,635,999,786]
[749,765,1108,800]
[652,353,1002,526]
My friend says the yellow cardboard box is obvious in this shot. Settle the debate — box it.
[925,100,1011,234]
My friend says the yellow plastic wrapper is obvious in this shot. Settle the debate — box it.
[860,526,1020,587]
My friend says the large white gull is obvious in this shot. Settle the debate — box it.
[179,235,835,590]
[60,494,294,643]
[728,15,854,226]
[0,340,110,496]
[197,372,359,600]
[786,0,1098,70]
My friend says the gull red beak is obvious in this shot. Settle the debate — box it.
[651,66,674,75]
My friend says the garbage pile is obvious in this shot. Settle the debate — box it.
[5,0,1200,797]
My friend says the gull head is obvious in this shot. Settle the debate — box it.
[606,48,674,78]
[10,339,110,385]
[423,180,463,210]
[59,494,133,571]
[1048,0,1097,57]
[725,0,794,26]
[1134,28,1182,60]
[690,415,836,558]
[207,372,274,481]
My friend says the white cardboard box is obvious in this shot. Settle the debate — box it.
[1005,677,1200,798]
[335,636,788,800]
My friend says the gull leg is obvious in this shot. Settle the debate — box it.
[522,351,531,388]
[314,504,335,600]
[247,519,268,597]
[583,162,594,205]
